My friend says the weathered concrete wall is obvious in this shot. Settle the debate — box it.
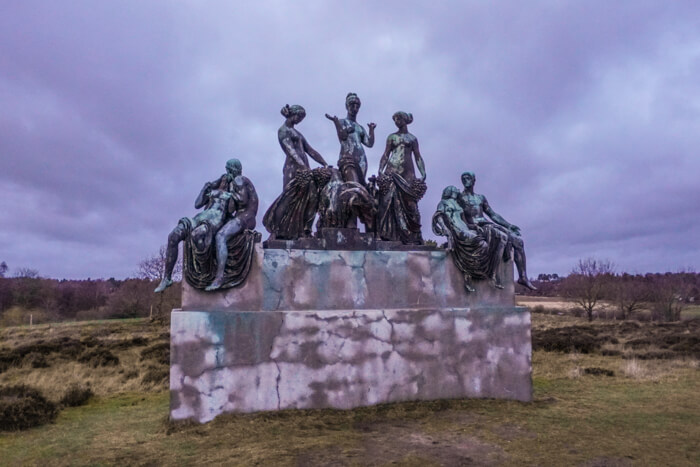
[170,307,532,423]
[182,245,515,312]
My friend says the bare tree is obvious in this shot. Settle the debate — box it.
[137,246,182,322]
[649,272,689,322]
[14,267,39,279]
[138,246,182,282]
[561,258,615,321]
[0,261,7,278]
[614,274,649,320]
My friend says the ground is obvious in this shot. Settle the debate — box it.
[0,311,698,466]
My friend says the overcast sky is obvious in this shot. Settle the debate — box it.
[1,1,699,279]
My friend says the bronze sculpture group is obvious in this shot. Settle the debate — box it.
[155,93,535,293]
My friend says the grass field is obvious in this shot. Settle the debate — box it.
[1,315,699,466]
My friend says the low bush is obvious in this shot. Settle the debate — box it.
[532,326,614,354]
[583,367,615,377]
[60,384,93,407]
[23,352,49,368]
[0,385,58,431]
[78,348,119,368]
[141,366,168,386]
[140,342,169,365]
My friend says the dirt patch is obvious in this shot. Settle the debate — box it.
[579,456,634,466]
[490,423,537,441]
[298,420,505,466]
[360,423,504,466]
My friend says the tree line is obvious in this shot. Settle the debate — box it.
[1,255,696,325]
[517,258,698,322]
[0,251,181,326]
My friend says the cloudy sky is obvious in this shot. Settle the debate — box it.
[1,1,699,279]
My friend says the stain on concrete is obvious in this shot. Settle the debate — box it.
[171,306,532,423]
[182,247,515,312]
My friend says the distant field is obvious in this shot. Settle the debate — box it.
[1,316,699,466]
[517,296,700,320]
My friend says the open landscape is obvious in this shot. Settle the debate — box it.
[1,307,698,466]
[3,3,700,465]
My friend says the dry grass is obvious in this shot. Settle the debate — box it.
[0,319,168,403]
[0,316,699,465]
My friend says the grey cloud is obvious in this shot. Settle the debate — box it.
[1,1,699,278]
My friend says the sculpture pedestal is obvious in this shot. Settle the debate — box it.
[170,245,532,423]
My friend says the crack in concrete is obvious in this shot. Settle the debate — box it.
[273,360,281,410]
[382,310,397,354]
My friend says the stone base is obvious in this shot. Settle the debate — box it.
[182,245,516,312]
[170,306,532,423]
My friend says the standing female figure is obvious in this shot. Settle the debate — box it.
[264,104,329,239]
[376,111,427,244]
[278,104,327,189]
[325,92,376,185]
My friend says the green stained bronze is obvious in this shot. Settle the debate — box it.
[432,185,505,293]
[264,104,329,240]
[375,111,427,245]
[457,171,536,291]
[155,158,259,293]
[324,92,377,230]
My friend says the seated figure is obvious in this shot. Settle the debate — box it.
[155,158,258,293]
[457,171,536,290]
[432,186,505,293]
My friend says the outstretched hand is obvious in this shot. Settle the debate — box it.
[367,122,376,130]
[325,113,338,122]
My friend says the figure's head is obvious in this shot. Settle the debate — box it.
[392,111,413,128]
[281,104,306,124]
[441,185,460,200]
[226,158,242,177]
[345,92,361,116]
[461,171,476,189]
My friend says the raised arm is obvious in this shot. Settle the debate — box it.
[412,138,426,181]
[194,176,221,209]
[364,123,376,148]
[325,114,348,141]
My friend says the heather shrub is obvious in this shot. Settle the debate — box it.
[0,385,58,431]
[60,384,94,407]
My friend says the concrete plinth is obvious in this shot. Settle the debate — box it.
[170,306,532,423]
[183,245,515,312]
[171,246,531,423]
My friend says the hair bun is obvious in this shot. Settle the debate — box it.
[280,105,291,117]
